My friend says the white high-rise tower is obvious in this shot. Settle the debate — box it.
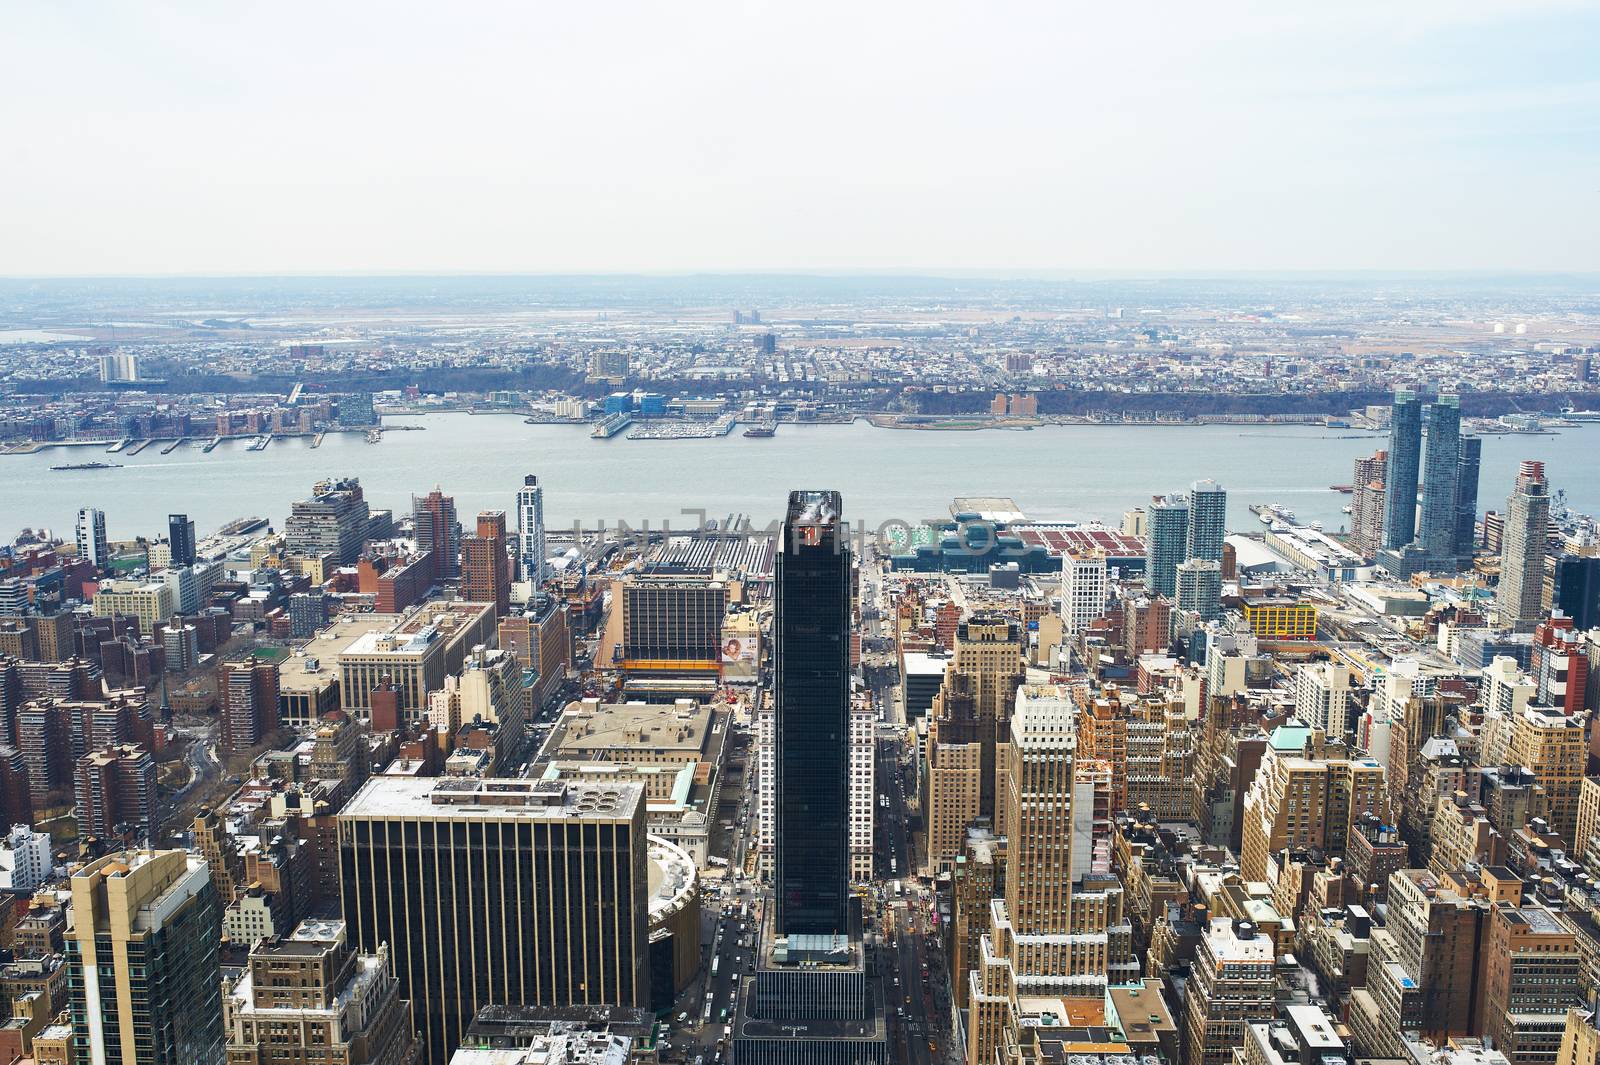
[76,507,109,572]
[516,475,548,587]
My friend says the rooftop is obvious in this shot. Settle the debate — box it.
[340,777,643,823]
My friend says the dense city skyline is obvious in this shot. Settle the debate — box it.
[8,5,1600,1063]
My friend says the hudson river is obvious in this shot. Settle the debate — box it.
[8,415,1599,543]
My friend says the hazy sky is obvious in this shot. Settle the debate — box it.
[5,2,1598,276]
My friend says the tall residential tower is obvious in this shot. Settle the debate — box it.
[516,475,548,587]
[1497,460,1551,633]
[1382,390,1423,550]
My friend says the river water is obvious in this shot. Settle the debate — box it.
[6,415,1597,544]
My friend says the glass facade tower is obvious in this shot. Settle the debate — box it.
[773,490,852,938]
[1418,394,1461,564]
[1454,434,1481,559]
[1382,390,1423,550]
[1186,480,1227,563]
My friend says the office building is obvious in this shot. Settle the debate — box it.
[772,491,851,937]
[1554,555,1600,631]
[1241,596,1317,639]
[412,489,460,582]
[67,850,224,1065]
[1241,1005,1347,1065]
[1498,461,1552,633]
[339,777,648,1065]
[1383,390,1423,550]
[1240,726,1388,882]
[1145,494,1190,598]
[76,508,109,573]
[460,511,511,618]
[924,615,1025,871]
[618,575,727,677]
[1483,901,1584,1065]
[1501,704,1587,844]
[336,601,496,725]
[1182,917,1278,1065]
[1419,394,1462,566]
[167,514,196,567]
[91,579,176,633]
[1456,434,1482,557]
[733,490,886,1065]
[1059,547,1108,640]
[1349,868,1493,1053]
[968,687,1122,1065]
[222,918,419,1065]
[1176,558,1223,622]
[74,744,156,844]
[516,475,548,587]
[285,478,370,565]
[1186,479,1227,563]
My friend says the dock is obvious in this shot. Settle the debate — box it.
[590,412,633,439]
[125,439,154,455]
[311,432,325,448]
[160,437,187,455]
[202,436,222,453]
[106,438,131,454]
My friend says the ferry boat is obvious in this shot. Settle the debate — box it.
[743,422,777,438]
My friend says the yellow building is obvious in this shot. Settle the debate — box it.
[1504,707,1588,846]
[1241,597,1317,639]
[91,579,176,632]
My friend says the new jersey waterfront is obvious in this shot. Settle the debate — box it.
[9,414,1600,539]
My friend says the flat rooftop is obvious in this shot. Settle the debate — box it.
[952,497,1028,523]
[543,699,722,762]
[279,614,399,688]
[340,777,642,823]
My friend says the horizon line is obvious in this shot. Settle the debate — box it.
[4,267,1600,283]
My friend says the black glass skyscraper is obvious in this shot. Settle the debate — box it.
[1454,434,1481,559]
[1382,390,1422,550]
[1418,394,1461,564]
[774,490,851,938]
[1555,555,1600,631]
[168,513,197,567]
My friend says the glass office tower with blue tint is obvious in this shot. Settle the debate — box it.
[1382,390,1423,550]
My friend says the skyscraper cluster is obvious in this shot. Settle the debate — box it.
[1146,479,1226,619]
[1378,390,1480,575]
